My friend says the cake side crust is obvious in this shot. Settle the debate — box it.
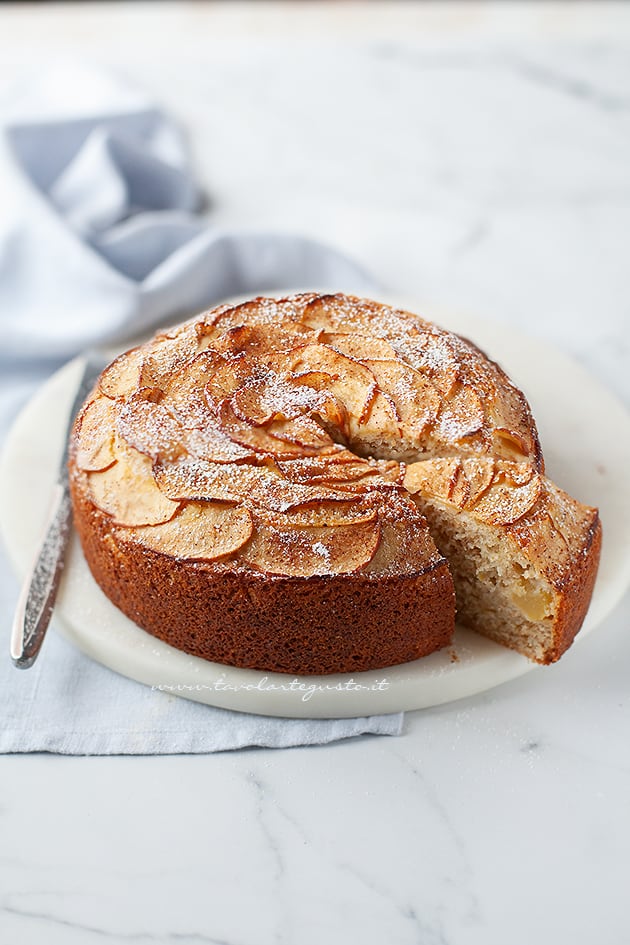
[70,470,456,675]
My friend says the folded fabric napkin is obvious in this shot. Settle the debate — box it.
[0,64,403,753]
[0,62,374,362]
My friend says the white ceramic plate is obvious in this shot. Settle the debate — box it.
[2,301,630,718]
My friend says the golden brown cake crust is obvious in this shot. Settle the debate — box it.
[70,479,456,674]
[510,503,602,663]
[68,292,601,673]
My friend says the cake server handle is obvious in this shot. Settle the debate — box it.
[10,484,73,668]
[10,352,106,669]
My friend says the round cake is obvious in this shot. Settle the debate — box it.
[68,293,601,673]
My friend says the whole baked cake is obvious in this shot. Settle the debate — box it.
[69,293,601,673]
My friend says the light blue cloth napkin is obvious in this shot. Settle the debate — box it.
[0,62,374,362]
[0,64,403,753]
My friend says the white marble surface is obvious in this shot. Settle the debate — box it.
[1,3,630,943]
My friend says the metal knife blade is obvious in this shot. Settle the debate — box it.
[11,352,107,669]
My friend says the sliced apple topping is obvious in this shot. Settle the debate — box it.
[211,324,273,358]
[404,458,467,507]
[460,457,497,505]
[287,345,378,435]
[204,353,260,413]
[217,401,317,458]
[291,343,376,405]
[241,513,381,577]
[139,327,199,389]
[211,322,309,360]
[161,351,226,429]
[405,457,497,509]
[273,500,379,528]
[468,463,543,526]
[297,296,345,331]
[75,397,117,472]
[211,296,312,334]
[364,359,441,439]
[493,427,531,463]
[117,391,185,463]
[132,502,254,562]
[261,479,357,513]
[285,370,349,431]
[394,331,460,398]
[87,441,181,526]
[358,388,401,439]
[153,458,276,503]
[319,333,397,362]
[230,377,282,427]
[364,493,440,576]
[264,416,333,450]
[83,296,553,586]
[181,426,257,464]
[278,453,373,485]
[437,385,486,444]
[277,454,402,493]
[154,317,198,341]
[404,456,537,524]
[231,373,327,427]
[363,303,419,341]
[195,321,221,351]
[298,294,382,333]
[194,303,238,343]
[99,347,144,399]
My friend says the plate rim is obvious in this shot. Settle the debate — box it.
[2,296,629,718]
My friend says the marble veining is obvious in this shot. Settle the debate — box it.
[1,3,630,944]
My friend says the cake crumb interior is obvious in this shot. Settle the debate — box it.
[413,496,557,663]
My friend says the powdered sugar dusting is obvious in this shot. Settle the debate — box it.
[81,292,543,577]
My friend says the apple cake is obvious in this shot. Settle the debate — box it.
[68,293,601,674]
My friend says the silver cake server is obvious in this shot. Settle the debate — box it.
[11,351,107,668]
